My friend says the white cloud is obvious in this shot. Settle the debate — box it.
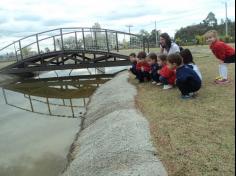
[0,0,235,48]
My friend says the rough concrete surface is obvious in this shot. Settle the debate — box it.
[63,72,167,176]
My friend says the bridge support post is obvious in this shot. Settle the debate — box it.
[36,34,41,55]
[60,28,64,51]
[75,32,79,50]
[60,28,64,62]
[13,43,18,61]
[105,30,110,53]
[82,28,86,50]
[116,32,119,52]
[94,31,98,50]
[53,36,56,51]
[19,40,23,60]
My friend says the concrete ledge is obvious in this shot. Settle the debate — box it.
[63,72,167,176]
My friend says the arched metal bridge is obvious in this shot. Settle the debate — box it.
[0,27,150,75]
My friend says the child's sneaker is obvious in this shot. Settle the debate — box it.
[215,76,223,80]
[163,84,173,90]
[152,81,157,84]
[189,92,194,96]
[181,94,193,99]
[215,79,230,84]
[156,82,162,86]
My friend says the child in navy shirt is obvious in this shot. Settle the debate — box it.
[180,49,202,80]
[167,53,201,99]
[146,53,161,84]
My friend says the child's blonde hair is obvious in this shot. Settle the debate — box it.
[204,30,218,39]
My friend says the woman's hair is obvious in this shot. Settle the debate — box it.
[204,30,218,39]
[167,53,183,66]
[147,52,157,61]
[137,51,147,59]
[160,33,172,49]
[157,54,167,62]
[180,49,195,64]
[129,53,136,57]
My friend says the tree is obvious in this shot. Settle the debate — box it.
[195,35,205,45]
[203,12,217,27]
[22,47,32,57]
[149,29,161,46]
[220,18,225,25]
[175,12,235,45]
[139,29,150,39]
[63,37,77,50]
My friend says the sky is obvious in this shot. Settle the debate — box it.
[0,0,235,48]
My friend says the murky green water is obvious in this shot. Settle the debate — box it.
[0,67,127,176]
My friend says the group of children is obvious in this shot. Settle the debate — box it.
[129,30,235,99]
[129,49,201,99]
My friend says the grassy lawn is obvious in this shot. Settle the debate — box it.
[129,45,235,176]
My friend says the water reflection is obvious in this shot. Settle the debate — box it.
[1,75,110,118]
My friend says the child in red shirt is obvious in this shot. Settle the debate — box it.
[136,51,151,83]
[157,54,176,89]
[204,30,235,84]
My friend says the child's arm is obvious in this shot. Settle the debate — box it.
[160,45,164,53]
[212,43,226,61]
[141,66,144,72]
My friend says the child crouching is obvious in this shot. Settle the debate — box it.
[146,53,161,84]
[157,54,176,89]
[129,53,137,77]
[136,51,151,83]
[180,48,202,80]
[167,54,201,99]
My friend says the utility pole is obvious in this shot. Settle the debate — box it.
[126,25,133,48]
[155,20,158,47]
[126,24,133,34]
[225,1,228,36]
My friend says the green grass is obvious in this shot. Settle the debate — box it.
[129,44,235,176]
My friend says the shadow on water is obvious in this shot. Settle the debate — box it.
[1,74,112,118]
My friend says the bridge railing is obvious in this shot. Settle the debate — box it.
[0,27,149,65]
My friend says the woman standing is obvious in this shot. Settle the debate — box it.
[159,33,180,55]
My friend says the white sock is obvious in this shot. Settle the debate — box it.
[218,64,223,77]
[219,64,228,79]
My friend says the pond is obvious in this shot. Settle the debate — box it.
[0,66,128,176]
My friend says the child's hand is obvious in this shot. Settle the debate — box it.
[141,67,144,72]
[157,70,160,74]
[219,60,224,64]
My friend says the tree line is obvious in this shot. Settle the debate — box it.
[174,12,235,46]
[136,12,235,46]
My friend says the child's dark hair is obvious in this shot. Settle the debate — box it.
[157,54,167,62]
[180,49,194,64]
[147,52,157,62]
[129,53,136,57]
[137,51,147,59]
[160,33,171,49]
[167,53,183,66]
